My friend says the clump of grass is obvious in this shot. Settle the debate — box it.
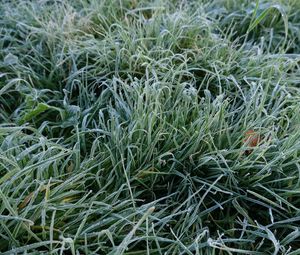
[1,0,300,254]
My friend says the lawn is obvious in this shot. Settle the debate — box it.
[1,0,300,254]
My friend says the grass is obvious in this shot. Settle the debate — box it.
[1,0,300,254]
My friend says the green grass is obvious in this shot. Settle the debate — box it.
[1,0,300,254]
